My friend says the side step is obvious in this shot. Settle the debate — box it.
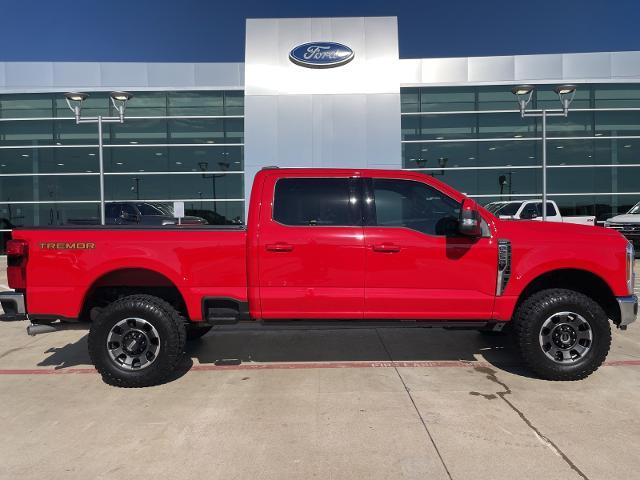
[205,307,241,325]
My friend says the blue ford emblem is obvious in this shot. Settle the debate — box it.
[289,42,355,69]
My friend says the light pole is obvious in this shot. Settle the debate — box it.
[198,161,230,213]
[64,91,134,225]
[511,84,576,220]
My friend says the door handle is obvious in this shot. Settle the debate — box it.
[266,243,294,252]
[372,243,401,253]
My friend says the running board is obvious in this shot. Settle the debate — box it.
[211,320,508,331]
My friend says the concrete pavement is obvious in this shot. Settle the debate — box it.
[0,263,639,479]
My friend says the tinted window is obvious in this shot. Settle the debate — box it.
[273,178,358,227]
[372,179,460,235]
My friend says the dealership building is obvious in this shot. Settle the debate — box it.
[0,16,639,247]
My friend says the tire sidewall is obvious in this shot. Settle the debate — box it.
[89,297,184,386]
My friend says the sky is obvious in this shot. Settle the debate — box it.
[1,0,639,62]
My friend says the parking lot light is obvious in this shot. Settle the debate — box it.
[553,84,577,113]
[109,91,134,121]
[511,85,577,221]
[511,85,535,116]
[64,92,89,122]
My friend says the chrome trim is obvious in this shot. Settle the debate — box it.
[616,295,638,328]
[0,292,27,320]
[496,239,512,296]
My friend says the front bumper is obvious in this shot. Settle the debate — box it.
[0,291,27,321]
[617,295,638,328]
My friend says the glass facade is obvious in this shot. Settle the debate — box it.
[0,90,244,249]
[2,82,640,252]
[401,84,640,221]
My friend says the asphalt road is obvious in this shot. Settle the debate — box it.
[0,262,639,480]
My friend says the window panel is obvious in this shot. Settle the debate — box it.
[104,172,243,201]
[419,88,475,112]
[273,178,357,226]
[0,147,99,173]
[0,175,99,202]
[372,178,460,236]
[595,111,640,136]
[423,167,541,197]
[167,91,224,116]
[0,94,54,118]
[0,202,100,228]
[0,120,54,146]
[400,88,420,113]
[105,146,243,173]
[478,112,537,138]
[594,85,640,109]
[545,111,593,137]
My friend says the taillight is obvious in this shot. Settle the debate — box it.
[6,239,28,258]
[6,239,28,290]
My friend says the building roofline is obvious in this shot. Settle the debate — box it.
[0,50,639,94]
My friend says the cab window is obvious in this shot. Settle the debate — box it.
[371,179,460,236]
[273,178,360,227]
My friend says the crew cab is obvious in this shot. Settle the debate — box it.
[1,168,636,387]
[485,200,596,225]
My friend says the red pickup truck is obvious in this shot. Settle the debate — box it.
[1,168,637,387]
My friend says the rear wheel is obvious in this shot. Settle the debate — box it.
[88,294,186,387]
[513,288,611,381]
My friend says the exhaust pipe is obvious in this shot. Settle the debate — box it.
[27,323,58,336]
[26,322,88,336]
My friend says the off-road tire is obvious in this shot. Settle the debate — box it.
[186,324,213,341]
[88,294,186,387]
[513,288,611,381]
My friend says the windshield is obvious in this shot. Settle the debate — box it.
[484,202,506,213]
[494,202,522,216]
[628,202,640,214]
[135,203,172,216]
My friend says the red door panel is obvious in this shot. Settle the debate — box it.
[364,227,496,319]
[257,175,365,319]
[363,177,497,320]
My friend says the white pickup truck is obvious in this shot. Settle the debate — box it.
[484,200,596,225]
[605,201,640,254]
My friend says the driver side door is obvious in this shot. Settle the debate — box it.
[363,177,497,320]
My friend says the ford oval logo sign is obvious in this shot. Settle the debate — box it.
[289,42,354,69]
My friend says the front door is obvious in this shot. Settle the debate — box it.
[363,177,497,320]
[257,175,365,319]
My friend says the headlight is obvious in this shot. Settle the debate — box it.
[627,242,635,294]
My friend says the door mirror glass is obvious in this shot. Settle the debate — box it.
[458,199,482,236]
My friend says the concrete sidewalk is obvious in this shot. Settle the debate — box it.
[0,262,639,479]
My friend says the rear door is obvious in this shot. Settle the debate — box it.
[363,177,497,320]
[257,175,365,319]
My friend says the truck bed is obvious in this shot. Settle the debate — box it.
[11,226,248,322]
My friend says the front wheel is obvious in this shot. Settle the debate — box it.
[513,288,611,381]
[88,294,186,387]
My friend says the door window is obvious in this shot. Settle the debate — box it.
[371,179,460,235]
[273,178,360,227]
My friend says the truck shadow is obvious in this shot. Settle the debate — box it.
[38,327,533,379]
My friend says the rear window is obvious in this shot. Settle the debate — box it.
[273,178,359,226]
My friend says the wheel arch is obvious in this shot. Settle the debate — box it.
[81,267,190,322]
[514,268,620,325]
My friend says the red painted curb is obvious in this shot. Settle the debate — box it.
[0,358,639,375]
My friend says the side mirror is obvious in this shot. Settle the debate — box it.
[458,199,482,237]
